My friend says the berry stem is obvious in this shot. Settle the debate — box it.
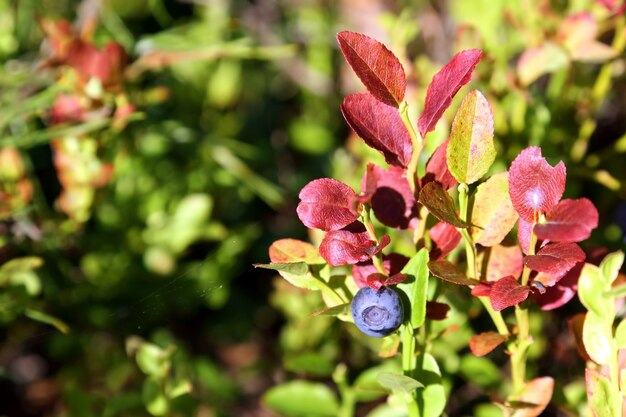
[361,205,387,275]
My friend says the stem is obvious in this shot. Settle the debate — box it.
[401,323,420,417]
[510,228,537,395]
[333,364,356,417]
[572,14,626,162]
[313,277,347,305]
[400,101,423,194]
[610,342,622,417]
[361,206,386,274]
[458,183,510,337]
[413,205,429,247]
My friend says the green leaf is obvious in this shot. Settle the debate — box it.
[446,90,496,184]
[615,318,626,349]
[136,343,169,379]
[377,372,423,394]
[414,353,446,417]
[583,311,614,365]
[254,262,318,290]
[142,377,168,416]
[396,248,429,328]
[578,263,614,317]
[24,309,70,334]
[353,364,399,402]
[419,182,468,228]
[470,172,518,247]
[600,251,624,286]
[263,381,339,417]
[459,355,501,387]
[586,369,619,417]
[285,353,334,377]
[310,303,350,317]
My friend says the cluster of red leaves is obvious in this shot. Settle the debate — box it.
[296,31,482,289]
[39,18,133,221]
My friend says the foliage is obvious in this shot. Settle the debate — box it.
[0,1,625,416]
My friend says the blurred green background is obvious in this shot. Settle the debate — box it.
[0,0,624,416]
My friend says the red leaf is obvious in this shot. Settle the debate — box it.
[489,276,531,311]
[422,138,457,190]
[50,94,85,125]
[66,40,128,87]
[341,93,412,167]
[296,178,359,231]
[471,282,493,296]
[469,331,508,356]
[534,262,583,310]
[518,218,534,255]
[419,181,468,228]
[509,147,566,222]
[429,222,462,260]
[428,259,480,286]
[426,301,450,320]
[337,31,406,107]
[352,253,409,288]
[364,165,417,229]
[534,198,599,242]
[524,242,586,283]
[365,273,387,290]
[418,49,483,137]
[319,222,389,266]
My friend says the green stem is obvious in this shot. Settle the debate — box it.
[401,323,419,417]
[313,278,347,305]
[572,14,625,162]
[510,228,537,395]
[400,101,423,195]
[458,183,509,337]
[610,342,622,417]
[361,206,386,274]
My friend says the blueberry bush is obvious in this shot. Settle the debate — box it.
[1,1,625,416]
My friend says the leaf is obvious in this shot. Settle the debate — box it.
[418,49,483,137]
[142,377,168,416]
[263,381,340,417]
[377,372,424,394]
[510,377,554,417]
[615,318,626,349]
[517,218,533,255]
[508,147,566,222]
[319,222,389,266]
[568,313,591,361]
[578,263,615,317]
[557,12,597,52]
[254,262,318,290]
[469,331,508,356]
[136,343,168,379]
[471,172,519,246]
[482,243,524,282]
[459,355,501,387]
[269,239,323,264]
[600,250,625,286]
[310,303,350,317]
[446,90,496,184]
[586,369,619,417]
[489,276,531,311]
[341,94,412,167]
[516,43,569,86]
[352,253,409,288]
[396,248,429,328]
[24,309,70,334]
[429,222,461,260]
[570,41,617,62]
[414,353,446,417]
[534,198,599,242]
[428,259,480,285]
[337,31,406,107]
[419,181,468,228]
[284,353,334,377]
[296,178,359,231]
[583,311,614,365]
[425,301,450,320]
[533,262,583,310]
[365,164,417,228]
[524,243,585,284]
[422,138,457,190]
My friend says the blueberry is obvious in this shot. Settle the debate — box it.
[351,286,403,337]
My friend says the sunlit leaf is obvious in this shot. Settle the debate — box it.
[418,49,482,137]
[396,248,429,328]
[263,380,339,417]
[366,165,417,228]
[429,222,461,260]
[446,90,495,184]
[585,369,619,417]
[469,331,508,356]
[524,243,585,282]
[517,43,569,86]
[489,276,531,311]
[352,253,409,288]
[337,31,406,107]
[269,239,323,264]
[534,198,599,243]
[471,172,518,246]
[578,263,615,317]
[583,311,613,365]
[377,372,424,393]
[422,138,457,190]
[510,377,554,417]
[296,178,359,231]
[319,222,389,266]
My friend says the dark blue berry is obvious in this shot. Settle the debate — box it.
[351,286,403,337]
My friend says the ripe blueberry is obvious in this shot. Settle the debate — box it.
[351,286,403,337]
